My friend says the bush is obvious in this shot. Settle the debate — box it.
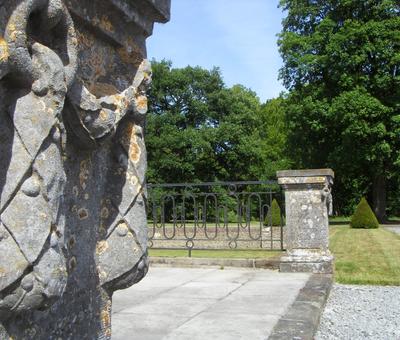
[265,199,283,226]
[350,197,379,229]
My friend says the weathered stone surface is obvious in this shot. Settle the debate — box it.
[0,223,29,292]
[1,189,52,264]
[0,114,32,212]
[0,0,170,338]
[269,274,333,340]
[277,169,334,274]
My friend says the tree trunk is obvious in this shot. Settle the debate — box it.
[372,175,387,224]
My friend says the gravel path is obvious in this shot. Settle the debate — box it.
[315,284,400,340]
[385,226,400,235]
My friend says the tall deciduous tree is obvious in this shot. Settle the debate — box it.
[279,0,400,220]
[146,60,290,184]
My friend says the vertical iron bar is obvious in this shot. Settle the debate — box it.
[280,187,284,250]
[270,189,273,250]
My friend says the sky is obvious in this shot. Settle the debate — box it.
[147,0,286,103]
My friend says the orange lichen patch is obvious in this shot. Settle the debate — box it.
[99,109,108,121]
[125,171,140,193]
[79,159,91,189]
[78,208,89,220]
[6,22,18,42]
[100,206,110,219]
[100,300,112,335]
[70,36,78,48]
[38,100,46,112]
[135,95,148,112]
[128,173,139,187]
[117,38,144,67]
[96,240,109,255]
[97,266,107,281]
[75,31,94,49]
[129,142,141,164]
[0,37,9,62]
[68,237,76,249]
[99,16,115,33]
[120,122,141,163]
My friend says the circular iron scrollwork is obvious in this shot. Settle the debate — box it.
[186,240,194,249]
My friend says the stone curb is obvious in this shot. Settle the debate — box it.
[268,274,333,340]
[149,256,281,269]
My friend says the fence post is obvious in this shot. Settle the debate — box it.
[277,169,334,273]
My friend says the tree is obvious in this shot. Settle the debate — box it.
[258,98,292,179]
[146,60,289,184]
[278,0,400,221]
[146,60,225,183]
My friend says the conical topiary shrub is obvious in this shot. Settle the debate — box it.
[350,197,379,229]
[265,199,283,226]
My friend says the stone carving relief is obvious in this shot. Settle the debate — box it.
[0,0,77,319]
[322,180,333,216]
[0,0,169,337]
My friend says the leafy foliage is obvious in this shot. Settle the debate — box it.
[278,0,400,218]
[146,60,290,184]
[350,197,379,229]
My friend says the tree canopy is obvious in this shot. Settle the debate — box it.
[146,60,290,184]
[145,1,400,219]
[278,0,400,219]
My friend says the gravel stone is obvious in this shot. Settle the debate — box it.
[315,284,400,340]
[385,226,400,235]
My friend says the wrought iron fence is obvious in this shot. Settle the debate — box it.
[147,181,285,256]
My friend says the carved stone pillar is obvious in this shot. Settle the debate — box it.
[277,169,334,274]
[0,0,170,338]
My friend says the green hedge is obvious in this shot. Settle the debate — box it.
[265,199,283,226]
[350,197,379,229]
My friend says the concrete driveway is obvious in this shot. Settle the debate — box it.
[112,267,310,340]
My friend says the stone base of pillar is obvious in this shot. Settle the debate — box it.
[280,249,334,274]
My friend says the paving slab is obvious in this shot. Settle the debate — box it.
[112,267,311,340]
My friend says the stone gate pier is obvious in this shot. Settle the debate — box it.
[0,0,170,339]
[277,169,334,274]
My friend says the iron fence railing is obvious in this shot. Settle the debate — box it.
[147,181,285,256]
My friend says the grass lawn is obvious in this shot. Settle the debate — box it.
[330,225,400,285]
[149,249,283,259]
[329,216,351,225]
[149,223,400,286]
